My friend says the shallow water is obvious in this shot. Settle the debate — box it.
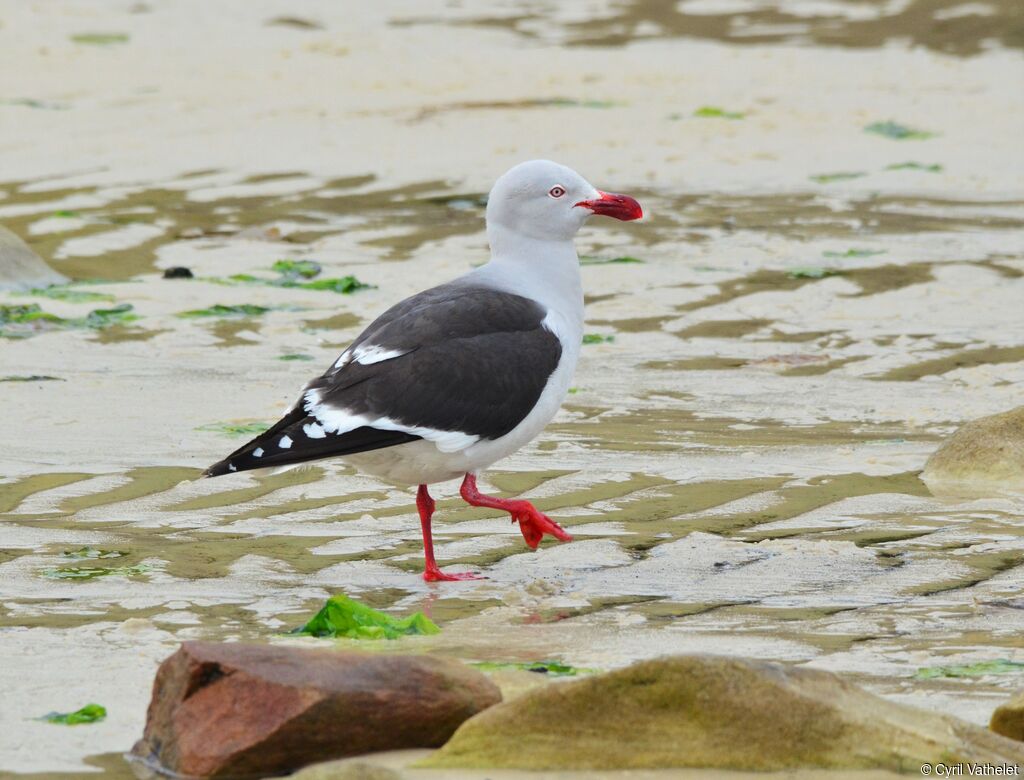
[2,0,1024,775]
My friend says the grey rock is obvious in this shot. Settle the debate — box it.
[0,225,66,291]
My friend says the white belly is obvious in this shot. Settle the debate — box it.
[343,334,579,486]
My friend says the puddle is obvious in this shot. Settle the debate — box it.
[402,0,1024,56]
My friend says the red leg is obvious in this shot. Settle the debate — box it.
[417,484,482,582]
[459,473,573,549]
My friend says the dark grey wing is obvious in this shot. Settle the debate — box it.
[204,283,562,477]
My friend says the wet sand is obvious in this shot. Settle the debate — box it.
[2,0,1024,775]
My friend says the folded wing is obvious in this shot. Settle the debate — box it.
[204,283,562,477]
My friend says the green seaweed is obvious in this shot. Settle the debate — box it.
[279,353,315,361]
[293,594,440,640]
[294,276,371,294]
[810,172,867,184]
[178,303,271,318]
[0,375,63,382]
[865,121,935,140]
[41,704,107,725]
[196,422,270,437]
[272,259,322,279]
[1,303,63,326]
[25,286,115,303]
[1,301,141,335]
[53,209,81,218]
[471,660,592,677]
[886,161,942,172]
[0,304,76,338]
[915,659,1024,679]
[61,547,126,560]
[70,33,129,45]
[694,106,744,119]
[579,256,645,265]
[42,564,149,580]
[787,267,839,279]
[822,249,887,258]
[82,304,137,328]
[208,265,372,295]
[582,334,615,344]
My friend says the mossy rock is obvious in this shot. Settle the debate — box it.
[922,406,1024,495]
[992,691,1024,742]
[421,655,1024,772]
[0,225,66,291]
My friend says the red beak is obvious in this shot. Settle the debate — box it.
[575,190,643,221]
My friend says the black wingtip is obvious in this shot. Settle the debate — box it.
[202,460,233,478]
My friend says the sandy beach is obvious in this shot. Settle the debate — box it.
[2,0,1024,775]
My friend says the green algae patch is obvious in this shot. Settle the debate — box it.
[294,594,440,640]
[178,303,271,318]
[196,421,270,437]
[787,267,839,279]
[61,547,127,560]
[70,33,129,45]
[279,353,315,361]
[916,660,1024,680]
[0,375,63,382]
[694,106,744,119]
[472,660,593,677]
[582,333,615,345]
[886,161,942,172]
[41,703,107,725]
[0,304,63,334]
[865,121,935,140]
[207,261,373,295]
[0,302,136,338]
[42,563,149,580]
[579,255,644,265]
[297,276,371,294]
[273,259,322,278]
[810,171,866,184]
[23,285,115,303]
[82,304,137,328]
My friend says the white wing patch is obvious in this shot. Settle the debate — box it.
[303,388,479,453]
[303,421,326,439]
[352,343,409,365]
[279,435,293,449]
[333,343,408,369]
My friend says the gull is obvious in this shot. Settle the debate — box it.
[205,160,642,581]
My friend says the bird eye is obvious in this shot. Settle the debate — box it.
[548,185,566,199]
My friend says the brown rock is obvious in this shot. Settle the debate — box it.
[421,655,1024,772]
[993,691,1024,742]
[131,641,501,778]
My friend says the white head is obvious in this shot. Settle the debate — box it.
[485,160,642,245]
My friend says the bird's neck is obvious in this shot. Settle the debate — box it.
[483,229,583,323]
